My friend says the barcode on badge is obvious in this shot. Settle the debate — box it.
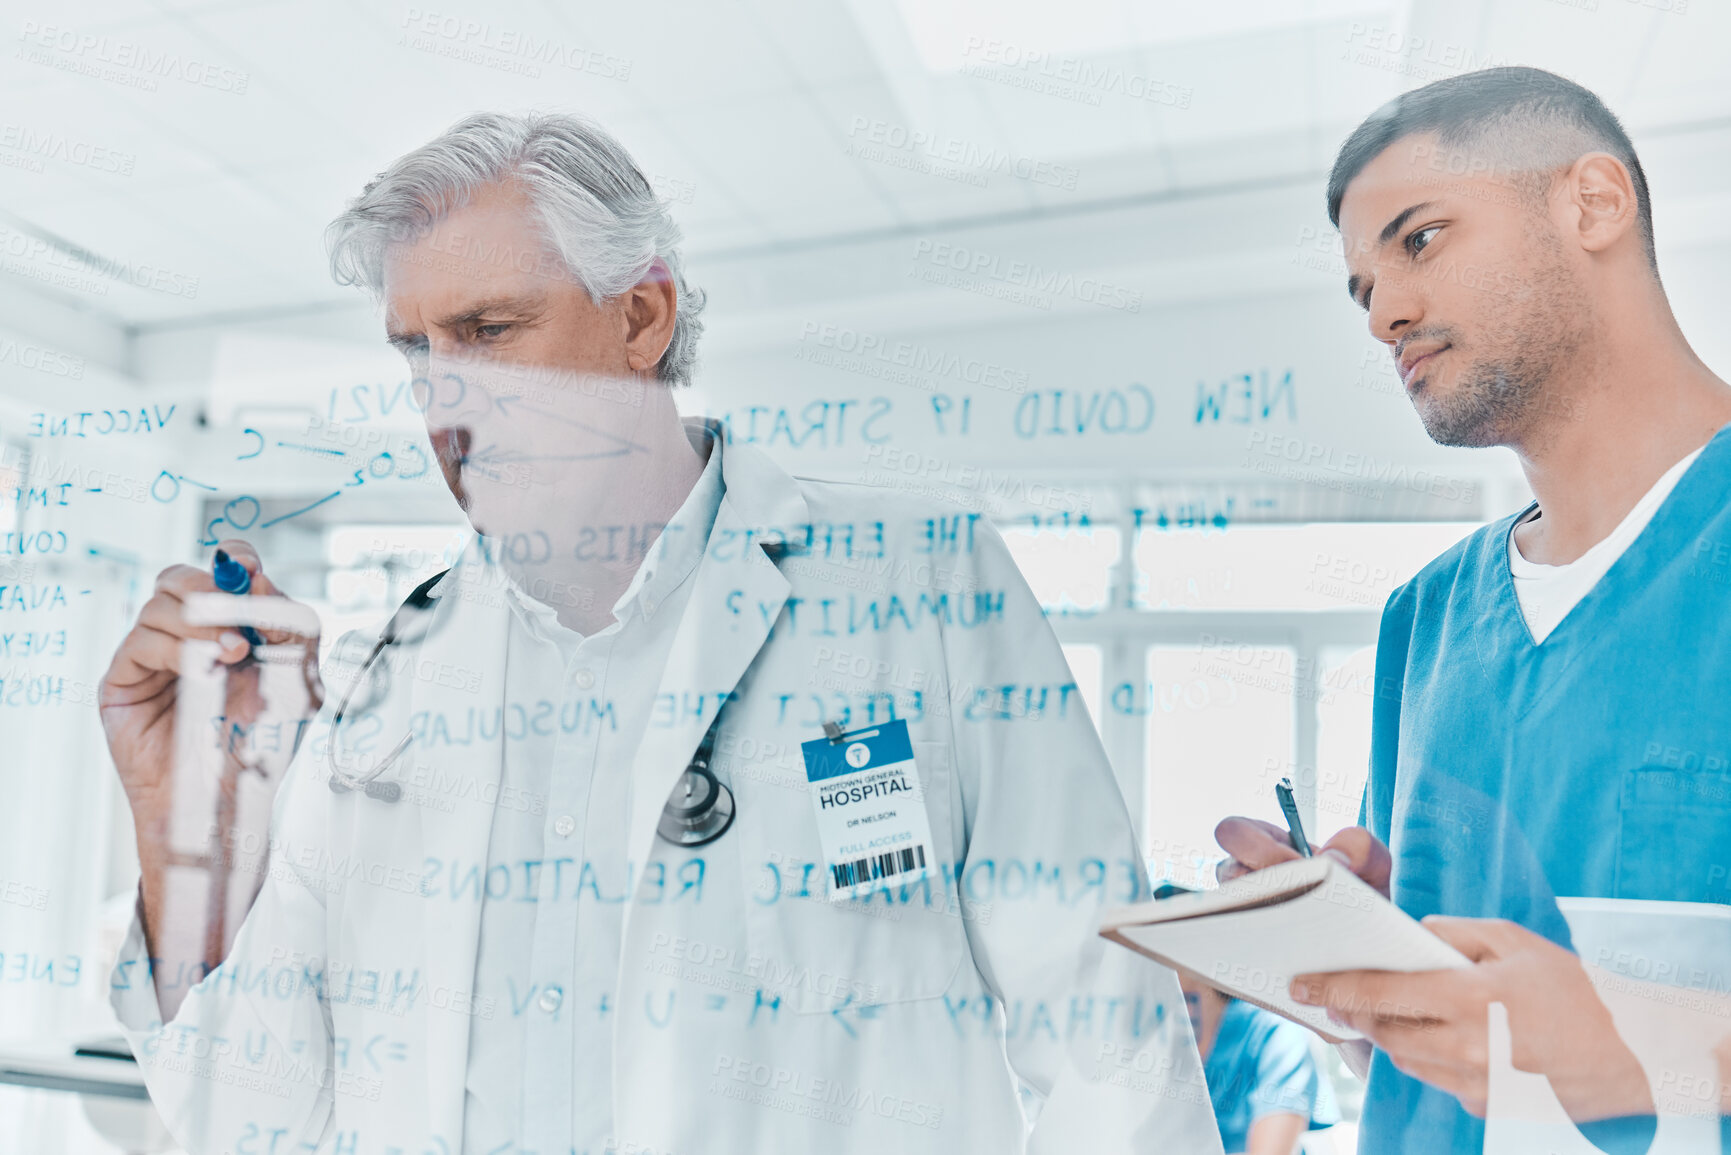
[831,845,927,891]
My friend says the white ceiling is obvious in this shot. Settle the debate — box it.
[0,0,1725,338]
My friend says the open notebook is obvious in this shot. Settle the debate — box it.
[1099,856,1473,1043]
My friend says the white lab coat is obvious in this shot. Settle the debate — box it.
[110,437,1221,1154]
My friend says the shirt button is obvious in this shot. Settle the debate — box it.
[537,986,563,1014]
[554,814,576,837]
[574,669,596,690]
[643,598,658,616]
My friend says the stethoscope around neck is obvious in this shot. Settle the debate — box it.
[325,569,736,848]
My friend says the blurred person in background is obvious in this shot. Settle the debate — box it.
[1178,968,1340,1155]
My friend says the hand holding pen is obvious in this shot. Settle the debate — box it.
[1212,779,1392,899]
[97,538,324,1017]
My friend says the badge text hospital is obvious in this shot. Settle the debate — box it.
[801,720,936,900]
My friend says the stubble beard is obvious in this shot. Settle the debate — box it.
[1414,234,1590,450]
[1418,357,1546,448]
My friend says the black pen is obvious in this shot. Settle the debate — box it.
[1274,777,1312,857]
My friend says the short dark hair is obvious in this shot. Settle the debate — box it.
[1326,66,1654,267]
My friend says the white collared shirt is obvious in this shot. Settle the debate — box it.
[462,425,724,1154]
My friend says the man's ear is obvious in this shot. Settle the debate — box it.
[1563,152,1639,256]
[622,260,677,374]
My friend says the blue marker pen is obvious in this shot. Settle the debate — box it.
[211,549,267,648]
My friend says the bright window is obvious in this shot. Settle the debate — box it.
[1001,524,1120,614]
[1060,643,1103,738]
[1143,642,1296,889]
[1314,644,1377,842]
[1136,522,1479,611]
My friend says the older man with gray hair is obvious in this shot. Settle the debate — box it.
[100,111,1220,1154]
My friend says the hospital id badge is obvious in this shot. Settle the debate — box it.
[800,720,935,901]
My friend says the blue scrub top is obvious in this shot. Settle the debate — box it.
[1359,426,1731,1153]
[1205,999,1339,1154]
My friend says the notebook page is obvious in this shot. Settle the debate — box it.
[1102,860,1471,1039]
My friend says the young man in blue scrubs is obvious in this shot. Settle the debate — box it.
[1218,67,1731,1152]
